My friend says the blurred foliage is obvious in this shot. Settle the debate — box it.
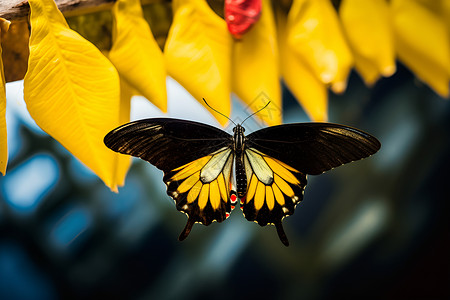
[66,1,173,51]
[142,1,173,48]
[66,9,114,51]
[0,20,29,82]
[0,0,449,299]
[1,64,449,299]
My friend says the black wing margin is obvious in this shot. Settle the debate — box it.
[104,118,232,171]
[246,123,381,175]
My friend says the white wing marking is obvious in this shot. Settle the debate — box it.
[245,149,273,185]
[200,148,232,183]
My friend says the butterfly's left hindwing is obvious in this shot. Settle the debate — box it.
[240,148,307,246]
[104,118,235,240]
[242,123,380,246]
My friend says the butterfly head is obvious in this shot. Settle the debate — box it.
[233,124,245,151]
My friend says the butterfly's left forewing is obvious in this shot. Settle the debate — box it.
[104,118,235,240]
[240,148,307,246]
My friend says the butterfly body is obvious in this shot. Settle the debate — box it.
[104,118,380,246]
[233,124,248,198]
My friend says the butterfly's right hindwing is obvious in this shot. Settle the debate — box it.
[164,148,235,239]
[104,118,235,240]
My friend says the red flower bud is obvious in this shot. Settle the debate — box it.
[225,0,262,39]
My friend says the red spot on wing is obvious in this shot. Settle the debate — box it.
[230,192,237,204]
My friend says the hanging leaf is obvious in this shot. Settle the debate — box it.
[392,0,450,97]
[340,0,396,85]
[278,10,328,122]
[232,0,281,126]
[23,0,122,190]
[164,0,232,126]
[109,0,167,112]
[0,18,10,176]
[287,0,353,93]
[444,1,450,56]
[113,77,134,188]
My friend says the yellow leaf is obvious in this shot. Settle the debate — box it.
[392,0,450,97]
[445,2,450,77]
[340,0,396,86]
[445,1,450,59]
[23,0,121,189]
[109,0,167,112]
[278,10,328,122]
[114,77,133,188]
[232,0,281,126]
[164,0,232,126]
[0,18,10,176]
[287,0,353,93]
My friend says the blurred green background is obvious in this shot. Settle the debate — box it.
[0,63,448,299]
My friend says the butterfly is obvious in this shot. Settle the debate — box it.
[104,104,380,246]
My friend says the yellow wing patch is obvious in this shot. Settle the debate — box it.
[272,183,285,206]
[246,174,258,203]
[244,149,305,213]
[198,184,209,210]
[209,180,221,210]
[265,157,300,185]
[187,181,202,203]
[274,174,295,198]
[177,171,200,193]
[265,185,275,210]
[254,182,266,210]
[167,148,234,213]
[170,156,210,181]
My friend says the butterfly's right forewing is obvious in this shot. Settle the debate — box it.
[104,118,232,171]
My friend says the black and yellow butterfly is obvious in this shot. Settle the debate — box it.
[104,109,380,246]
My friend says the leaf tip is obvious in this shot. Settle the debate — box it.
[381,64,396,77]
[110,185,119,193]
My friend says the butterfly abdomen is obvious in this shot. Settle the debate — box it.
[235,154,247,198]
[233,125,248,198]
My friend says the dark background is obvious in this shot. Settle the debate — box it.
[1,63,449,299]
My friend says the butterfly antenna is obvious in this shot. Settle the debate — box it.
[202,98,236,126]
[241,101,271,125]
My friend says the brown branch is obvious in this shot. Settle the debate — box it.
[0,0,161,21]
